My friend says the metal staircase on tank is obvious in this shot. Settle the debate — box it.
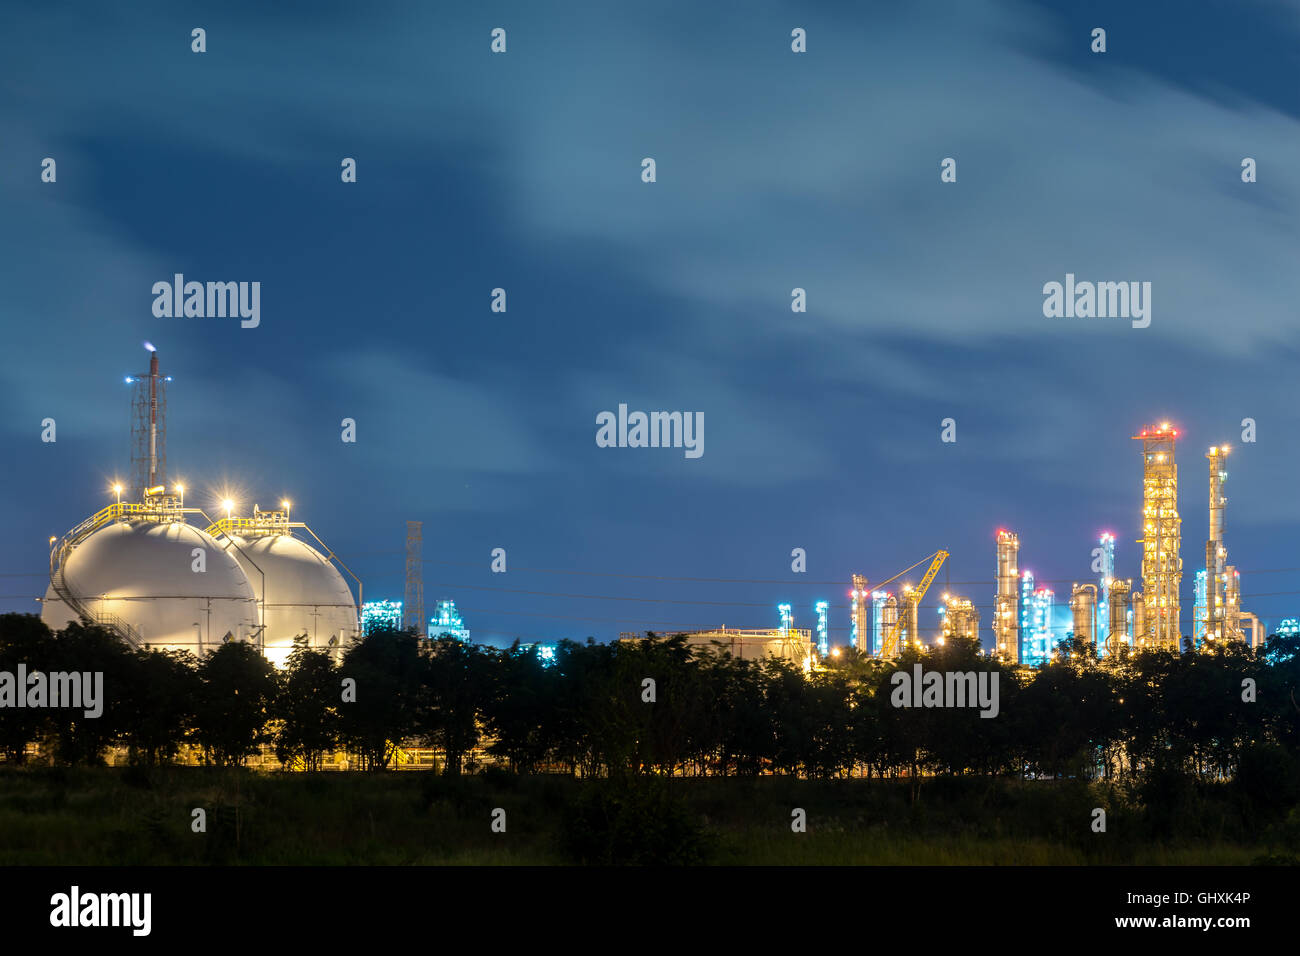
[48,502,145,650]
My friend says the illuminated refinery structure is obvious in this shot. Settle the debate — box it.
[1198,444,1263,647]
[1070,583,1097,646]
[938,593,979,643]
[872,590,890,656]
[41,346,360,665]
[358,419,1266,666]
[850,551,947,658]
[1203,445,1229,642]
[1018,571,1057,664]
[361,599,403,634]
[1133,424,1182,650]
[994,530,1020,662]
[815,600,830,656]
[1023,582,1055,665]
[1105,578,1133,654]
[1096,533,1115,654]
[359,598,473,642]
[429,599,470,642]
[850,574,868,652]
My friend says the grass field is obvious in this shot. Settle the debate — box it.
[0,766,1285,865]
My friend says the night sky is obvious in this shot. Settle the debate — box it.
[3,1,1299,648]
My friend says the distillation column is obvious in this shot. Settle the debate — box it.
[1133,424,1182,650]
[1203,445,1244,644]
[1070,583,1097,647]
[1106,579,1131,656]
[994,530,1020,663]
[851,574,869,652]
[1097,533,1115,655]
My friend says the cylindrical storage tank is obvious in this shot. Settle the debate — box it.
[42,519,258,655]
[225,533,358,669]
[1106,580,1130,653]
[1070,584,1097,646]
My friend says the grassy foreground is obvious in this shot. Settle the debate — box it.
[0,766,1283,865]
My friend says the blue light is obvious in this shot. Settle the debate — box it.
[519,642,558,666]
[360,599,403,634]
[871,591,887,657]
[124,377,133,384]
[428,599,470,641]
[1097,534,1116,656]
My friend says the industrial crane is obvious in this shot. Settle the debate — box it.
[855,550,949,658]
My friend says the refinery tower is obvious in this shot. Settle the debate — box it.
[1133,424,1182,650]
[994,530,1019,662]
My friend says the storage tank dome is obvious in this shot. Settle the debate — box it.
[42,519,259,655]
[226,532,358,669]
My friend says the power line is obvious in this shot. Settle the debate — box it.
[423,581,774,607]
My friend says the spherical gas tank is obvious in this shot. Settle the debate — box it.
[42,519,259,656]
[225,533,358,668]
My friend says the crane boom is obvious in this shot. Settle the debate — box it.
[911,550,949,605]
[860,550,950,658]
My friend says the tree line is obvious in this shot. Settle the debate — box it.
[1,612,1298,791]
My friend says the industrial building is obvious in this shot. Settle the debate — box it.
[40,346,360,665]
[635,627,815,664]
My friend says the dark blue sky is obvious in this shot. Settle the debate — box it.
[4,1,1299,646]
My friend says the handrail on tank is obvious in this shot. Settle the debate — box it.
[196,509,267,650]
[298,524,364,623]
[201,509,361,654]
[47,499,215,652]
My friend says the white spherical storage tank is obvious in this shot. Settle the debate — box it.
[225,533,358,669]
[42,519,259,655]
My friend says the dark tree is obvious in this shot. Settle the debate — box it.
[275,637,341,771]
[40,621,135,766]
[0,614,54,764]
[119,647,199,766]
[336,626,425,770]
[421,636,490,775]
[193,640,278,767]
